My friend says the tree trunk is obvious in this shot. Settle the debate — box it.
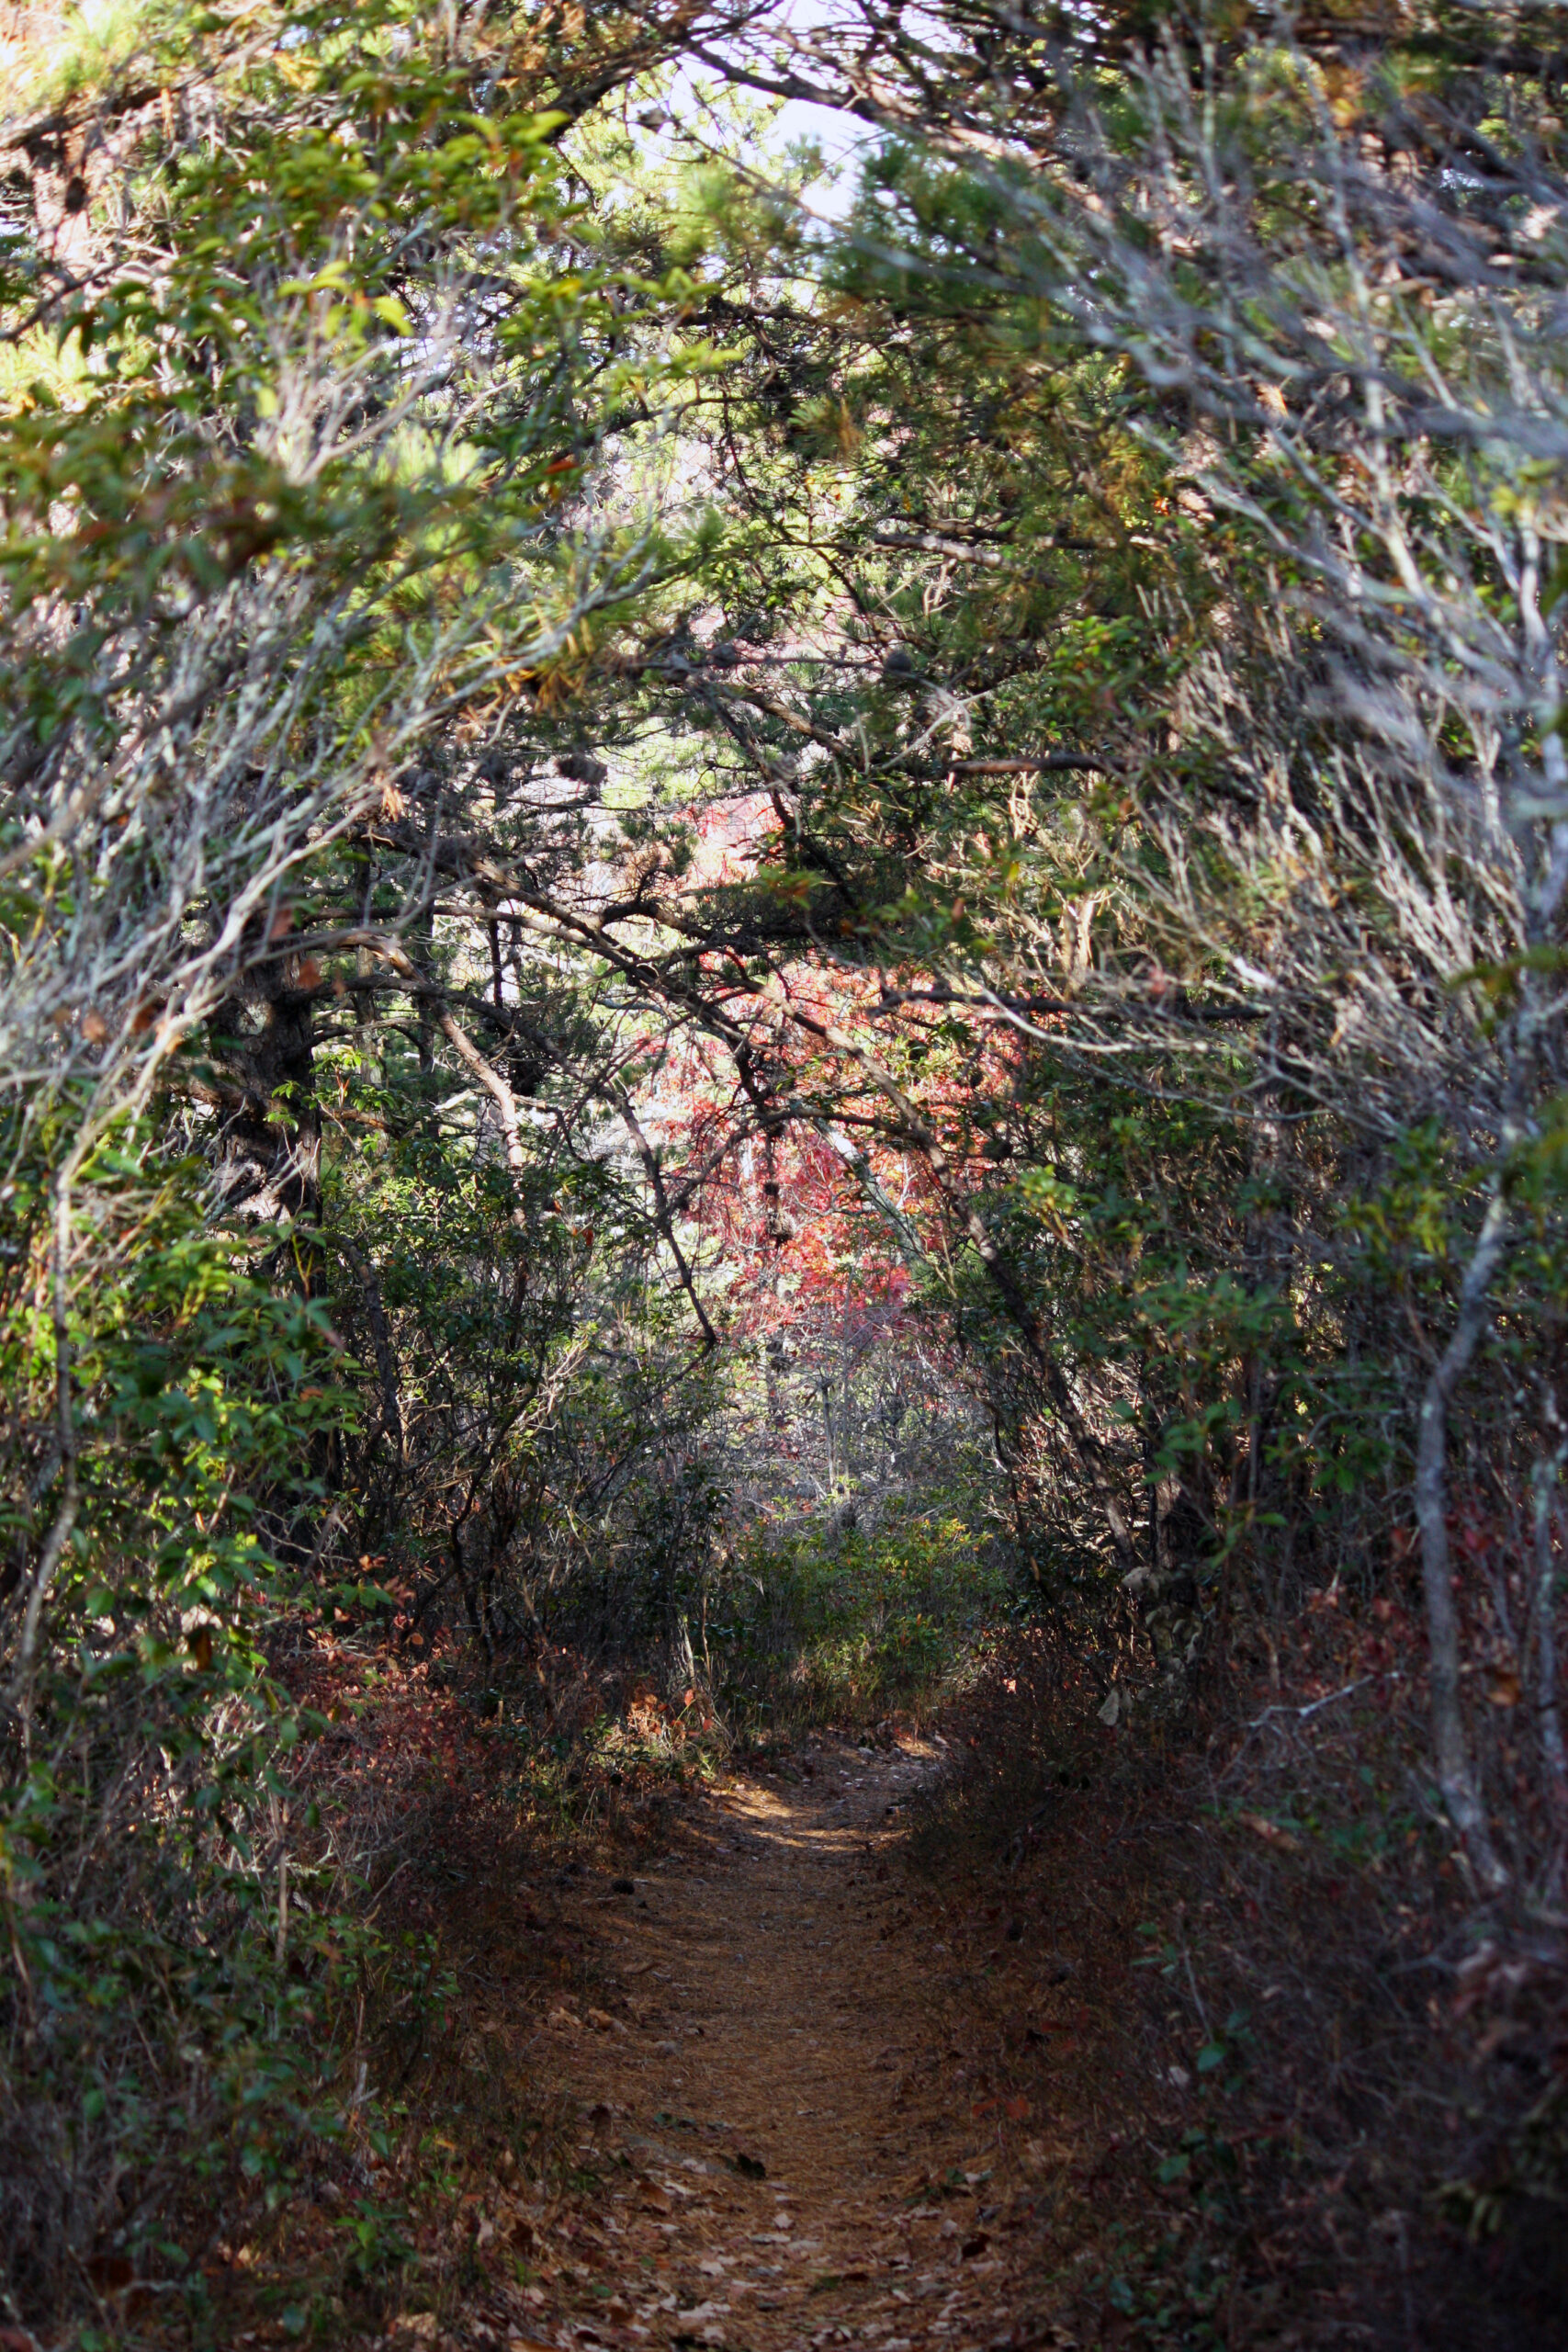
[1531,1457,1568,1828]
[1414,1188,1512,1893]
[210,949,321,1233]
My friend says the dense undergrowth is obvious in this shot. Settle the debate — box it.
[908,1622,1568,2349]
[2,1467,999,2338]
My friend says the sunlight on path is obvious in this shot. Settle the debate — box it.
[505,1740,1075,2352]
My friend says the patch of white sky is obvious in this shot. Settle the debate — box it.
[660,0,876,224]
[639,0,971,225]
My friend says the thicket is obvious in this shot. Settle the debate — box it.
[2,0,1566,2337]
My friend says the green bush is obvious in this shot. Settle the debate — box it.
[711,1510,1006,1729]
[0,1127,408,2307]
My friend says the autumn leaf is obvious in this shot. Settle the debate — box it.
[1239,1811,1303,1853]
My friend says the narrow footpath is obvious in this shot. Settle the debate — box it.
[484,1736,1082,2352]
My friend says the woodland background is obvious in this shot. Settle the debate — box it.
[1,0,1566,2342]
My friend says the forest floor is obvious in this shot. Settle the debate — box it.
[178,1673,1564,2352]
[196,1625,1562,2352]
[410,1731,1096,2352]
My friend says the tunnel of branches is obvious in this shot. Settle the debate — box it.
[2,3,1567,2345]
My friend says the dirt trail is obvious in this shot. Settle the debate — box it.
[505,1736,1073,2352]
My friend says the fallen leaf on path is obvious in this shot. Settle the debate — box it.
[1239,1812,1303,1853]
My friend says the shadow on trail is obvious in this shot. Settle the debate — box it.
[502,1736,1075,2352]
